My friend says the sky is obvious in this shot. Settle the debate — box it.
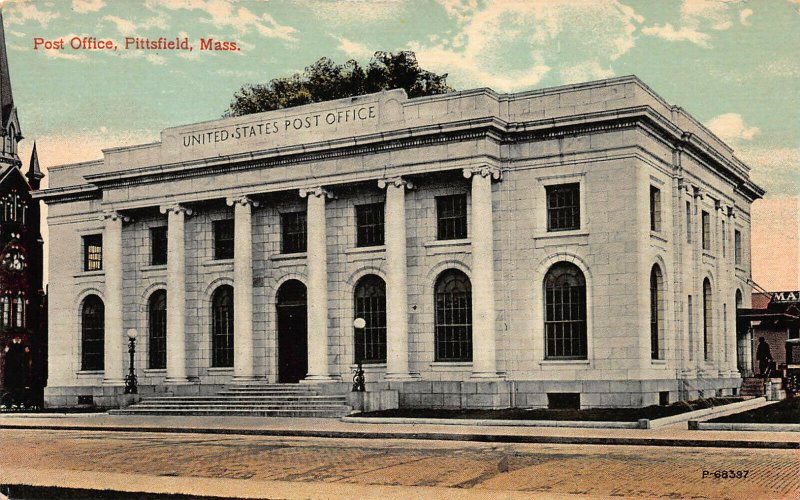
[2,0,798,290]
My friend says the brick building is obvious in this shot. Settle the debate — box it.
[37,76,763,409]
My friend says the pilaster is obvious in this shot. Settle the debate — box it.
[101,210,129,386]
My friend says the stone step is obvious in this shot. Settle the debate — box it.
[141,396,346,402]
[129,405,351,411]
[109,409,351,417]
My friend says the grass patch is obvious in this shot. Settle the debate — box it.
[354,397,744,422]
[708,397,800,424]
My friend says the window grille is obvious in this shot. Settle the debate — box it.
[148,290,167,369]
[211,285,234,367]
[353,275,387,363]
[83,234,103,271]
[355,203,385,247]
[281,212,307,254]
[434,269,472,361]
[546,183,580,231]
[81,295,105,371]
[436,194,468,240]
[544,262,587,359]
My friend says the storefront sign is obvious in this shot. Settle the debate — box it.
[771,291,800,304]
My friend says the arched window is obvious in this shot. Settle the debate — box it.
[703,278,712,361]
[12,294,24,328]
[434,269,472,361]
[81,295,105,371]
[211,285,234,368]
[148,290,167,369]
[650,265,664,360]
[354,275,386,363]
[1,295,10,328]
[544,262,587,359]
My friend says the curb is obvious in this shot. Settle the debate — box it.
[341,416,643,429]
[689,422,800,432]
[1,423,798,449]
[647,397,770,429]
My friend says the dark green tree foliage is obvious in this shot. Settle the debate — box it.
[225,51,454,116]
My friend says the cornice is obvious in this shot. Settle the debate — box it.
[38,105,764,204]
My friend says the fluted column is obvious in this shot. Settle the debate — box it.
[300,187,336,382]
[379,177,418,381]
[227,195,259,381]
[463,165,503,379]
[102,211,129,385]
[160,204,193,383]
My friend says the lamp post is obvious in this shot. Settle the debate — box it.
[352,318,366,392]
[124,328,138,395]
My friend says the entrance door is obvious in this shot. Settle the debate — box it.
[276,280,308,383]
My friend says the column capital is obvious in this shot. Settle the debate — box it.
[692,185,704,200]
[462,165,502,181]
[378,177,414,190]
[100,210,131,223]
[299,186,335,199]
[726,205,736,219]
[226,195,260,208]
[159,203,194,216]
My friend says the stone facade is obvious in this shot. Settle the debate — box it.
[37,76,763,409]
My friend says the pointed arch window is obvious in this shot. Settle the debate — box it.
[354,275,386,363]
[81,295,105,371]
[434,269,472,362]
[148,290,167,369]
[544,262,587,359]
[211,285,234,367]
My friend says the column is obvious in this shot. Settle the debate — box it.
[102,211,129,385]
[463,166,503,379]
[300,187,336,382]
[227,195,259,381]
[160,204,193,383]
[379,177,418,380]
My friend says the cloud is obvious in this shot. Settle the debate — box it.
[739,8,753,25]
[736,146,800,196]
[335,36,374,60]
[297,0,408,23]
[411,0,643,92]
[706,113,760,142]
[102,15,138,36]
[560,61,615,84]
[101,13,169,36]
[641,23,711,48]
[148,0,297,41]
[72,0,105,14]
[4,1,60,26]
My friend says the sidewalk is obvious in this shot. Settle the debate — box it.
[1,411,798,449]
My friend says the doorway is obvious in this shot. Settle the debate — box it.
[276,280,308,383]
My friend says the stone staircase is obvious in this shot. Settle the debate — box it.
[738,377,766,398]
[109,383,352,417]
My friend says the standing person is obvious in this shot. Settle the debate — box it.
[756,337,772,377]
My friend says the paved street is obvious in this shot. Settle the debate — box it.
[1,428,798,499]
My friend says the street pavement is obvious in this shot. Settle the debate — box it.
[1,427,799,499]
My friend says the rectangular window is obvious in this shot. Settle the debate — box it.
[734,230,742,265]
[281,211,307,254]
[436,194,468,240]
[213,219,234,260]
[686,201,692,243]
[650,186,661,232]
[150,226,168,266]
[355,203,385,247]
[546,183,580,231]
[721,220,727,258]
[83,234,103,271]
[701,211,710,251]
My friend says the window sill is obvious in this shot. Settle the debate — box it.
[203,259,234,268]
[539,359,590,366]
[76,370,103,377]
[345,246,386,254]
[650,359,667,365]
[349,362,386,372]
[702,251,715,259]
[430,361,472,371]
[735,265,746,273]
[346,246,385,262]
[141,264,167,273]
[143,369,166,375]
[207,367,234,374]
[534,230,588,240]
[424,239,470,255]
[270,252,307,261]
[650,231,667,243]
[74,270,105,279]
